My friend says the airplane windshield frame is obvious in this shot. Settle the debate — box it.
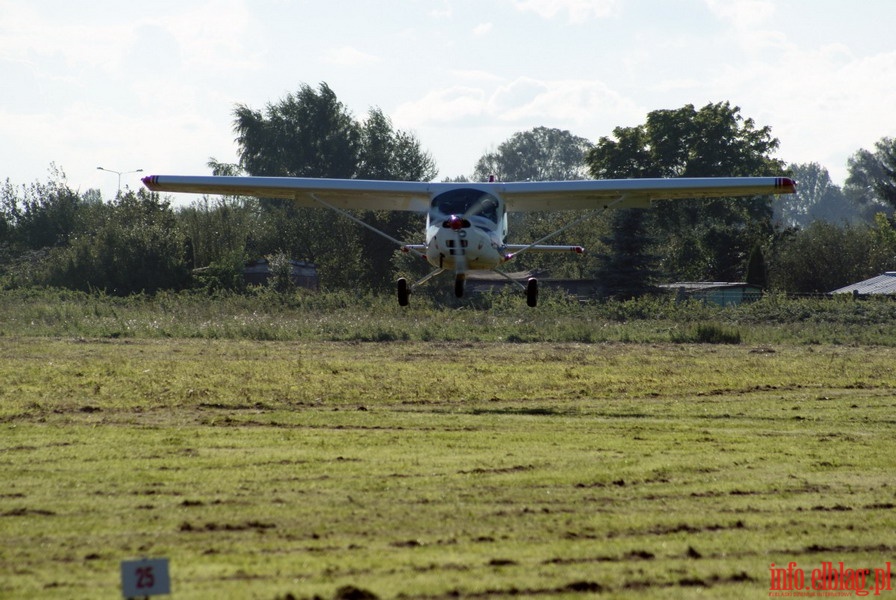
[431,188,500,223]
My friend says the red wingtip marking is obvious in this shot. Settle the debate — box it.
[778,177,797,193]
[142,175,161,191]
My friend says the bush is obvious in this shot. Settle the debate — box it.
[672,323,742,344]
[192,250,247,293]
[41,190,189,295]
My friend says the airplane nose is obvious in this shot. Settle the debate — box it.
[448,215,464,230]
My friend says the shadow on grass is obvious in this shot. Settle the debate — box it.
[469,406,571,416]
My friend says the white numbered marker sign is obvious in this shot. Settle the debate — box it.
[120,558,170,597]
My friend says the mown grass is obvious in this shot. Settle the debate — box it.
[2,335,895,599]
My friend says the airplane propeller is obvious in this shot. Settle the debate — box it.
[462,196,497,221]
[446,195,496,297]
[447,214,468,296]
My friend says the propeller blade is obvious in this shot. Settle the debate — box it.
[462,196,497,220]
[453,227,467,274]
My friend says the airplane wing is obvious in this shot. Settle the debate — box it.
[141,175,435,212]
[142,175,795,212]
[494,177,796,211]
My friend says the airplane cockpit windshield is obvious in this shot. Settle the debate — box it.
[431,188,500,224]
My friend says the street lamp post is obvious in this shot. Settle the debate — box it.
[97,166,144,197]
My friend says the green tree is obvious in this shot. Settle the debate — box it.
[3,164,85,251]
[265,251,296,293]
[845,137,896,215]
[206,157,244,177]
[177,196,257,270]
[593,209,658,299]
[44,190,189,295]
[234,82,360,179]
[357,108,437,182]
[774,163,858,228]
[1,179,17,243]
[745,243,768,288]
[230,84,437,290]
[868,212,896,275]
[0,167,103,288]
[473,126,593,182]
[587,102,786,282]
[769,221,873,293]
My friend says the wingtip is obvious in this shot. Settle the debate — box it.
[778,177,797,193]
[141,175,159,190]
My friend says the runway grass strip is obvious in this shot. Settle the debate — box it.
[1,338,895,598]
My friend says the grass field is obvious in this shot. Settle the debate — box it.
[2,332,895,599]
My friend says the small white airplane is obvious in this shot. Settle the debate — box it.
[142,175,796,306]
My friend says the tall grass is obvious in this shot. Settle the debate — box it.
[671,322,742,344]
[1,287,896,344]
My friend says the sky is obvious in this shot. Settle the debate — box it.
[2,0,895,204]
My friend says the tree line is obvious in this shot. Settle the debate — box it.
[2,83,895,297]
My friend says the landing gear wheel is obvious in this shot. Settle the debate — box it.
[454,274,465,298]
[526,277,538,307]
[397,278,409,306]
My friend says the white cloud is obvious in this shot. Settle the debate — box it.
[771,49,896,182]
[322,46,381,67]
[393,75,646,177]
[449,69,505,83]
[147,1,265,72]
[395,77,641,131]
[703,0,776,27]
[395,87,489,125]
[0,3,130,70]
[0,101,216,195]
[428,1,453,19]
[473,22,494,36]
[699,0,794,58]
[513,0,618,23]
[490,78,641,126]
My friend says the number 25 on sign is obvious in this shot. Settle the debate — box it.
[120,558,170,598]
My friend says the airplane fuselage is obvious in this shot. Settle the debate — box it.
[425,218,506,270]
[424,187,508,272]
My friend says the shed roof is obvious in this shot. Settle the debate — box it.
[658,282,760,292]
[831,272,896,295]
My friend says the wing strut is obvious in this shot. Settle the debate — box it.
[309,193,424,258]
[488,268,527,291]
[397,268,448,306]
[503,195,628,262]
